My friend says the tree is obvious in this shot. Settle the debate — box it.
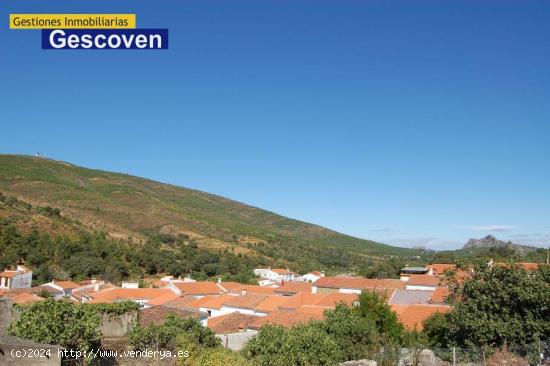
[424,261,550,350]
[323,303,378,360]
[243,291,407,365]
[354,290,405,342]
[9,299,102,352]
[241,323,341,366]
[129,314,220,351]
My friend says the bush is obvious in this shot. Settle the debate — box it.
[243,291,407,365]
[9,299,102,352]
[129,314,220,352]
[424,261,550,350]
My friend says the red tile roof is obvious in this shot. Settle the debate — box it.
[242,285,277,295]
[199,295,234,310]
[52,280,80,290]
[223,293,268,310]
[185,296,220,309]
[249,307,325,330]
[162,296,198,309]
[207,312,258,334]
[218,282,245,294]
[314,293,358,307]
[89,288,174,304]
[279,293,326,310]
[255,295,291,313]
[314,277,405,290]
[139,305,202,326]
[391,304,452,331]
[431,287,450,304]
[428,264,457,276]
[5,292,45,305]
[407,275,441,287]
[173,282,221,296]
[146,291,180,306]
[516,263,543,271]
[274,282,312,294]
[0,271,19,278]
[271,269,296,275]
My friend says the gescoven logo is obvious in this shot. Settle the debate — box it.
[42,29,168,49]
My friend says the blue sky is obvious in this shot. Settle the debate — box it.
[1,1,549,250]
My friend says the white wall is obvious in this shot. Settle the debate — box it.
[339,288,362,294]
[405,285,436,291]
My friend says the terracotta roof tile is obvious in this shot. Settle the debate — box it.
[185,296,220,309]
[217,282,246,293]
[162,296,198,309]
[0,271,19,278]
[89,288,174,304]
[391,304,452,331]
[407,275,441,287]
[274,282,312,294]
[53,281,80,290]
[248,307,324,330]
[147,291,180,306]
[173,282,221,296]
[223,293,268,310]
[314,277,405,290]
[431,287,450,304]
[271,269,296,275]
[207,312,258,334]
[279,293,326,310]
[199,295,234,310]
[242,285,276,295]
[255,295,290,313]
[314,293,358,307]
[139,305,202,326]
[498,262,544,271]
[6,292,45,305]
[428,264,456,276]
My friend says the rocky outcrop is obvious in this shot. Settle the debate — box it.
[463,235,536,254]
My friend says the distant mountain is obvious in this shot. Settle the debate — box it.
[463,235,538,254]
[0,154,422,272]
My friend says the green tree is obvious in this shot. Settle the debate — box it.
[424,261,550,350]
[243,291,406,365]
[129,314,220,351]
[323,304,378,360]
[242,323,341,366]
[354,290,405,342]
[9,299,102,352]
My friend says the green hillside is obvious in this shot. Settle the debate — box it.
[0,154,422,279]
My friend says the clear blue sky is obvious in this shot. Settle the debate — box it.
[1,1,549,250]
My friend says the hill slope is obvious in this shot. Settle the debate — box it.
[0,155,420,273]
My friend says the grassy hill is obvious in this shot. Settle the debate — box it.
[0,155,423,277]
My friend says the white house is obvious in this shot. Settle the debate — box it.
[299,271,324,283]
[404,275,441,291]
[253,268,297,284]
[218,293,271,317]
[312,277,405,295]
[0,265,32,290]
[121,282,139,289]
[44,280,82,297]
